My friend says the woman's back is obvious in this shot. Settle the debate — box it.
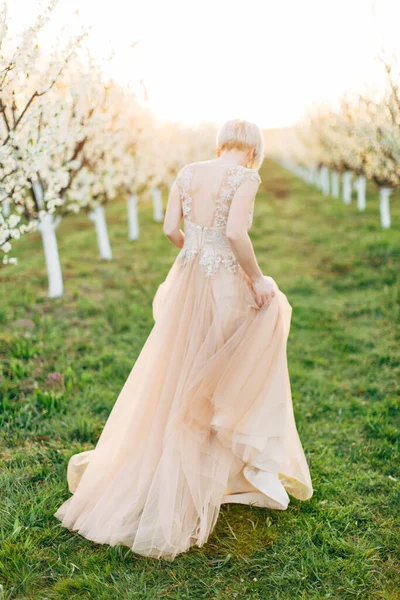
[176,159,261,229]
[173,160,261,278]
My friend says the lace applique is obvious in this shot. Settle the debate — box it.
[176,221,239,277]
[176,165,193,221]
[178,247,199,266]
[178,245,239,277]
[213,166,261,228]
[199,251,239,277]
[176,164,261,277]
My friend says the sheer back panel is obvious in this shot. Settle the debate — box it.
[176,161,261,229]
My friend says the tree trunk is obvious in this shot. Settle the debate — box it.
[331,171,340,198]
[2,199,10,217]
[37,213,63,298]
[342,171,352,205]
[356,175,366,211]
[152,188,164,222]
[309,167,317,186]
[32,181,45,209]
[89,205,113,260]
[128,194,139,240]
[316,166,323,190]
[321,166,330,196]
[379,187,392,229]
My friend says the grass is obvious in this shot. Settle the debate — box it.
[0,159,399,600]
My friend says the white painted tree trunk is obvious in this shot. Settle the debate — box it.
[355,175,366,211]
[331,171,340,198]
[316,166,323,190]
[321,166,330,196]
[127,194,139,240]
[152,188,164,222]
[37,213,63,298]
[88,204,113,260]
[2,199,10,216]
[379,187,392,229]
[32,181,64,297]
[32,180,45,209]
[342,171,353,205]
[310,168,318,186]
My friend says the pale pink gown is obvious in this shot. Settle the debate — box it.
[54,161,313,559]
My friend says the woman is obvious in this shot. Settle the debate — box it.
[55,118,313,560]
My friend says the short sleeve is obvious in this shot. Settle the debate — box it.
[175,165,185,190]
[175,164,193,221]
[176,164,193,193]
[240,169,260,230]
[242,168,261,185]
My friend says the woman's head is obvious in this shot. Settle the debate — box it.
[216,118,264,170]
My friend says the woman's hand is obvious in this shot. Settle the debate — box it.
[251,276,275,308]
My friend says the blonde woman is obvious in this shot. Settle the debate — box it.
[55,119,313,559]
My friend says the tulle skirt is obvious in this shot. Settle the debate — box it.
[54,255,313,559]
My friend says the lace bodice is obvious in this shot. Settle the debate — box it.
[175,163,261,277]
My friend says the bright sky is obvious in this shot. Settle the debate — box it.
[5,0,400,128]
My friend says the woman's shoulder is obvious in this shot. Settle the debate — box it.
[177,162,261,183]
[177,161,197,176]
[236,165,262,183]
[176,162,196,190]
[177,162,194,175]
[177,160,217,180]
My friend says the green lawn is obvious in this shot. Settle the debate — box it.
[0,160,399,600]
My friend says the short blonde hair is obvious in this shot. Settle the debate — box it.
[216,118,264,170]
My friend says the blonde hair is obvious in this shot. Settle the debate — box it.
[216,118,264,170]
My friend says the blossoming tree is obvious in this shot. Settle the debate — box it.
[0,1,85,298]
[266,58,400,229]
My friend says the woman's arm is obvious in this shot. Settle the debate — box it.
[226,179,274,307]
[226,179,263,281]
[163,181,185,249]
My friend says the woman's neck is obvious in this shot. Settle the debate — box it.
[215,149,249,167]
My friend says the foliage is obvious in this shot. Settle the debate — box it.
[266,58,400,190]
[0,2,217,265]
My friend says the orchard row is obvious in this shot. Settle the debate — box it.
[265,58,400,228]
[0,3,216,296]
